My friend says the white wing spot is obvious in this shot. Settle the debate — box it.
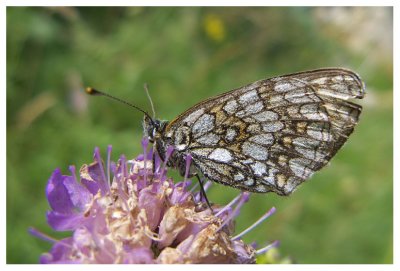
[183,108,205,125]
[293,136,326,162]
[284,182,296,194]
[262,176,275,186]
[253,111,279,121]
[274,82,297,92]
[236,101,264,117]
[192,114,215,137]
[197,133,220,145]
[234,172,245,181]
[300,104,328,121]
[242,142,268,160]
[262,121,284,132]
[289,158,314,178]
[285,177,301,194]
[251,161,267,176]
[209,148,233,163]
[284,90,318,103]
[255,184,268,192]
[245,101,264,114]
[307,127,332,142]
[225,128,237,142]
[242,158,254,164]
[243,178,255,186]
[311,77,328,84]
[191,148,213,158]
[223,100,238,115]
[249,134,274,146]
[332,75,344,83]
[239,90,259,105]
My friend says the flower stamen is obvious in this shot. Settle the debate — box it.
[28,227,59,244]
[142,138,149,184]
[217,192,250,231]
[215,192,242,216]
[256,240,280,255]
[183,154,192,185]
[159,146,174,179]
[107,145,112,187]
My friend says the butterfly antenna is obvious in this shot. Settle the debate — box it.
[85,87,154,124]
[144,83,156,119]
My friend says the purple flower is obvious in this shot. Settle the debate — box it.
[31,139,278,264]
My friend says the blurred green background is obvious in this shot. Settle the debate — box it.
[7,7,392,264]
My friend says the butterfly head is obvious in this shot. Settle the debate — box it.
[143,115,168,144]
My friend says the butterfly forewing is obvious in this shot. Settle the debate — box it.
[161,68,365,195]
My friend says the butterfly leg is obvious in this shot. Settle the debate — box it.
[152,150,156,175]
[195,174,213,212]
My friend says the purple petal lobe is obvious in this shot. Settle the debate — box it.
[138,186,164,231]
[46,169,74,214]
[63,175,92,211]
[232,240,257,264]
[40,238,75,263]
[46,211,86,231]
[124,247,154,264]
[80,162,108,195]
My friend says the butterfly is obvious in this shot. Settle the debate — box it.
[87,68,365,197]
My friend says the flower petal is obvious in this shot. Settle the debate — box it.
[177,223,235,264]
[46,211,86,231]
[156,247,183,264]
[63,173,92,211]
[232,240,257,264]
[138,186,164,231]
[46,169,74,214]
[123,247,154,264]
[169,181,191,205]
[158,206,189,249]
[80,162,108,196]
[40,238,77,263]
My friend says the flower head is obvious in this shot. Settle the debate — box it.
[31,139,277,264]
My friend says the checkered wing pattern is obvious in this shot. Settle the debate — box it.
[164,68,365,195]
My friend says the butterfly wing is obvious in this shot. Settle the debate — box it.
[164,68,365,195]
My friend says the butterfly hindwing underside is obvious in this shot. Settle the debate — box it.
[144,68,365,195]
